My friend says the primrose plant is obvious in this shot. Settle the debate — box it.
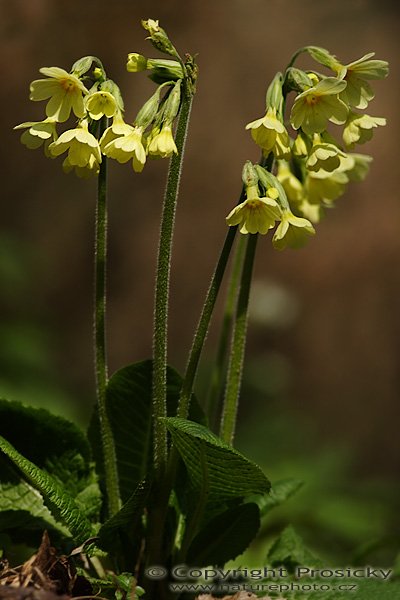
[1,18,388,600]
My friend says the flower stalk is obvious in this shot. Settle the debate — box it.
[220,233,258,444]
[94,118,121,516]
[152,90,193,475]
[204,233,247,428]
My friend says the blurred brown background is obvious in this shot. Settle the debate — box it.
[1,0,399,497]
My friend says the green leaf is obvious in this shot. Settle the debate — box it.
[267,525,320,572]
[257,478,304,515]
[349,580,400,600]
[0,399,101,533]
[164,418,270,500]
[0,454,70,540]
[89,360,205,504]
[0,435,93,543]
[187,502,260,567]
[98,479,148,553]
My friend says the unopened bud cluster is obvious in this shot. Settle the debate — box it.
[226,46,388,250]
[15,20,196,178]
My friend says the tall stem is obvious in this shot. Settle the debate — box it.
[220,233,258,444]
[152,93,193,476]
[204,234,247,428]
[177,226,238,419]
[94,141,121,517]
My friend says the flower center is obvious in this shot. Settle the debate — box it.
[60,78,77,92]
[247,200,260,209]
[306,94,319,106]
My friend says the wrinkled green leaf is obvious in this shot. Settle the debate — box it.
[187,502,260,567]
[0,399,101,534]
[257,478,304,515]
[89,360,205,504]
[0,435,93,543]
[0,455,69,539]
[98,479,148,553]
[267,525,320,571]
[164,418,270,500]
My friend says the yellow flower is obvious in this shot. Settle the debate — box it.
[290,77,348,135]
[246,107,291,159]
[277,162,304,203]
[306,140,348,173]
[305,170,349,206]
[272,210,315,250]
[297,197,324,223]
[226,185,281,234]
[62,154,100,179]
[292,131,310,157]
[148,124,177,158]
[102,125,146,173]
[345,153,373,182]
[14,118,57,153]
[30,67,88,122]
[334,53,389,109]
[343,112,386,148]
[99,114,134,149]
[85,91,117,120]
[48,121,101,168]
[142,19,160,35]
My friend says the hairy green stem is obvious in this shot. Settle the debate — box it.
[177,226,238,419]
[152,93,193,473]
[204,234,247,428]
[94,142,121,517]
[220,233,258,444]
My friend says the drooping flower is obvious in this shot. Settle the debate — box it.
[334,53,389,109]
[148,123,177,158]
[272,210,315,250]
[343,112,386,148]
[290,77,348,135]
[306,139,348,173]
[102,124,146,173]
[62,154,100,179]
[99,113,134,149]
[85,91,117,120]
[246,107,291,159]
[226,185,281,234]
[277,161,304,204]
[292,131,310,157]
[48,120,101,168]
[345,153,373,182]
[14,118,57,153]
[29,67,89,122]
[305,169,349,206]
[296,197,324,223]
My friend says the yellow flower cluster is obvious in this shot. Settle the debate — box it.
[15,34,185,178]
[226,47,388,249]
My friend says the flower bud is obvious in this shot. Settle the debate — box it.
[147,59,184,83]
[305,46,339,70]
[255,165,290,210]
[71,55,95,77]
[266,72,284,113]
[283,68,314,93]
[127,53,148,72]
[135,88,162,129]
[241,161,258,188]
[93,67,103,81]
[163,79,182,123]
[142,19,179,59]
